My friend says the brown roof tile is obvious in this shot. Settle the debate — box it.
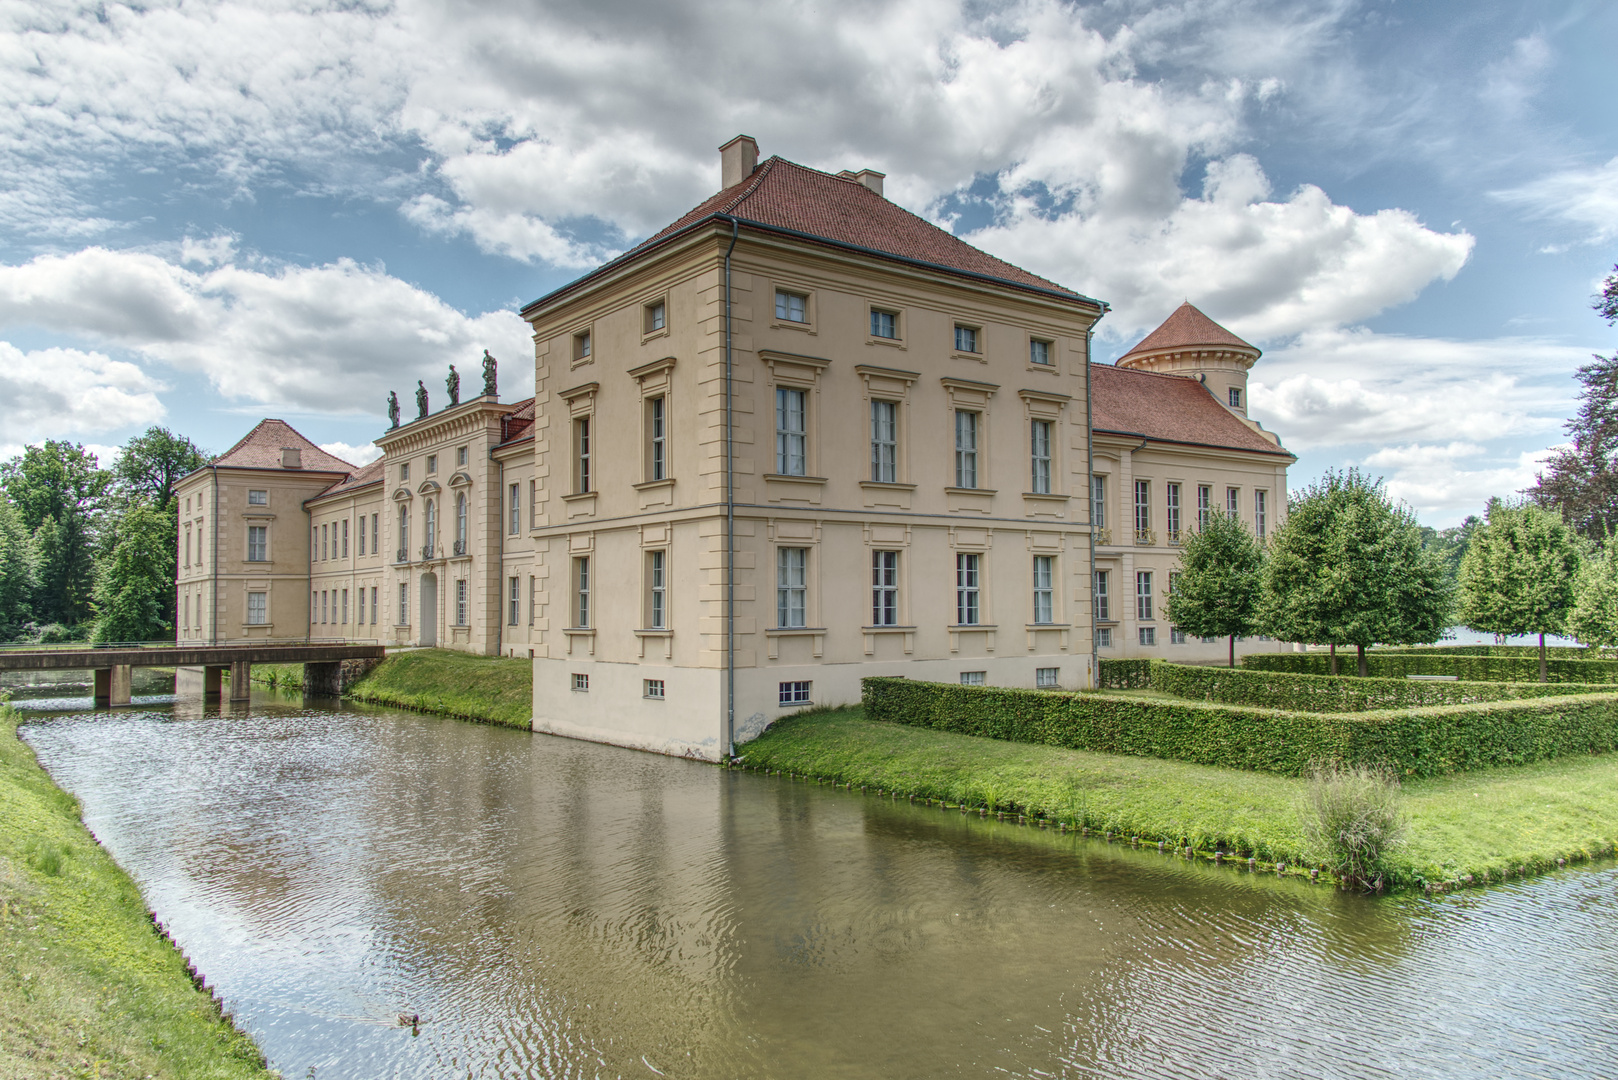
[211,419,356,474]
[313,456,385,500]
[1092,365,1290,457]
[1118,302,1257,361]
[498,397,536,447]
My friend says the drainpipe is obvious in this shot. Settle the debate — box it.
[210,465,219,645]
[721,216,739,758]
[1085,330,1096,688]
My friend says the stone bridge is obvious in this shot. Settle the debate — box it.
[0,643,386,705]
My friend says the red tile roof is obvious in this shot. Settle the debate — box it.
[1118,302,1257,362]
[211,419,356,473]
[527,157,1098,313]
[313,456,385,500]
[1092,364,1290,457]
[498,397,536,447]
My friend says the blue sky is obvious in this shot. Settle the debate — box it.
[0,0,1612,527]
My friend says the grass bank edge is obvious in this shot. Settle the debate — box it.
[254,649,532,730]
[736,708,1618,894]
[0,703,275,1078]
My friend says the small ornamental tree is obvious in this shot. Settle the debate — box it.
[1459,501,1582,681]
[1568,542,1618,648]
[1164,510,1263,667]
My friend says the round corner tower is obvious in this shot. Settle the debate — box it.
[1115,302,1261,417]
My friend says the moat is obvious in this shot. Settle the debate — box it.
[11,673,1617,1079]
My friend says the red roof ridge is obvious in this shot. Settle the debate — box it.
[211,419,355,473]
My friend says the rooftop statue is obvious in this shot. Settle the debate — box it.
[387,390,400,429]
[416,380,428,418]
[482,350,498,398]
[447,364,460,406]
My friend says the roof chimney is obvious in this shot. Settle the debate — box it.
[281,447,302,469]
[720,135,759,190]
[854,169,885,197]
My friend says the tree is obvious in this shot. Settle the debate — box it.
[0,441,110,627]
[111,427,209,511]
[0,492,36,637]
[1568,543,1618,649]
[90,503,176,644]
[1457,501,1581,682]
[1164,510,1263,667]
[1260,469,1452,676]
[1418,515,1481,590]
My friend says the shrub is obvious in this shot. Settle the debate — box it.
[1374,644,1616,659]
[1242,651,1618,684]
[1097,658,1151,688]
[862,676,1618,777]
[1300,762,1407,891]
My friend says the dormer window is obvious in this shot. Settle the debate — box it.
[1228,387,1243,408]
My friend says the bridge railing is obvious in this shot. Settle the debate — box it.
[0,637,383,653]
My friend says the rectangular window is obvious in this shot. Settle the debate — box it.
[508,577,519,626]
[1228,387,1242,408]
[246,592,267,625]
[184,527,191,567]
[644,679,666,700]
[247,525,267,562]
[574,331,591,360]
[1134,480,1150,541]
[183,593,190,629]
[1030,339,1052,366]
[775,290,807,322]
[1092,475,1106,529]
[573,673,589,692]
[1198,485,1211,531]
[870,308,898,339]
[321,523,328,561]
[870,400,897,483]
[1032,555,1054,624]
[427,454,437,474]
[371,514,379,556]
[779,681,812,706]
[399,582,408,625]
[954,325,979,353]
[321,590,328,624]
[401,463,410,482]
[371,587,377,625]
[574,557,590,628]
[509,482,520,535]
[1097,627,1113,648]
[1166,483,1181,541]
[775,387,807,475]
[648,550,666,629]
[247,489,267,506]
[956,552,981,625]
[871,550,898,626]
[1255,490,1268,539]
[954,410,978,488]
[1094,570,1110,621]
[643,394,667,481]
[358,519,365,557]
[1036,667,1059,688]
[1030,420,1052,494]
[776,547,807,628]
[646,300,666,333]
[456,579,468,626]
[574,418,591,493]
[341,589,348,624]
[1227,487,1239,516]
[342,519,349,558]
[1171,627,1187,644]
[1136,571,1153,621]
[1139,626,1157,646]
[960,671,986,686]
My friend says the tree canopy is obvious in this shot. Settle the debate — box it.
[111,427,209,510]
[1457,501,1581,679]
[90,502,177,644]
[1163,510,1263,667]
[1568,543,1618,649]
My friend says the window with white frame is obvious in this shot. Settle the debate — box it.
[321,524,328,560]
[343,519,350,558]
[954,325,979,353]
[775,290,807,322]
[645,300,666,333]
[248,489,267,506]
[573,673,589,691]
[1092,475,1106,529]
[1255,490,1268,539]
[1094,570,1110,621]
[1097,627,1113,648]
[247,525,267,562]
[960,671,986,686]
[648,550,666,629]
[400,462,410,482]
[397,505,409,560]
[423,499,436,557]
[779,681,812,706]
[456,492,468,553]
[341,589,348,624]
[574,417,592,492]
[954,410,979,488]
[1227,487,1239,516]
[1030,339,1052,366]
[1030,420,1052,494]
[870,308,898,339]
[398,581,408,625]
[776,547,807,628]
[648,396,667,481]
[509,576,520,625]
[246,592,267,625]
[426,454,437,474]
[371,513,379,556]
[871,550,898,626]
[509,483,520,535]
[1198,485,1211,531]
[1228,387,1242,409]
[870,400,897,483]
[1166,483,1181,541]
[1136,571,1153,621]
[1134,480,1150,540]
[644,679,666,700]
[574,331,591,360]
[1139,626,1157,646]
[357,519,365,557]
[775,388,807,475]
[1170,627,1187,644]
[371,586,377,625]
[1036,667,1059,688]
[573,557,590,627]
[956,552,981,625]
[1032,555,1054,624]
[457,446,467,467]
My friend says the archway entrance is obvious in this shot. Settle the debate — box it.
[420,573,438,647]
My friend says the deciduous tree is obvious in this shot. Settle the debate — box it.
[1568,542,1618,649]
[1457,501,1581,682]
[0,493,35,637]
[111,427,209,511]
[90,503,176,645]
[1164,510,1263,667]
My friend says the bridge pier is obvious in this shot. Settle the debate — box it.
[228,660,252,702]
[93,665,133,707]
[304,662,342,696]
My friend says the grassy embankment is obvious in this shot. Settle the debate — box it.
[0,703,273,1078]
[737,706,1618,892]
[254,648,531,729]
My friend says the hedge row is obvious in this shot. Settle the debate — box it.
[1375,644,1616,660]
[1242,652,1618,684]
[862,676,1618,777]
[1097,658,1152,689]
[1148,661,1612,713]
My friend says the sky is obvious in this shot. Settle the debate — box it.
[0,0,1613,528]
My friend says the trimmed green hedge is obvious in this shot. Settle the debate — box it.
[1242,652,1618,684]
[1097,658,1152,688]
[1375,644,1616,660]
[1149,661,1612,713]
[862,676,1618,777]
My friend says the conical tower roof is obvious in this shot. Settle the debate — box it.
[1117,302,1258,366]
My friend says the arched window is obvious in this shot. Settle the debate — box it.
[456,492,467,551]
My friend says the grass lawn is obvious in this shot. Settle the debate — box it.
[255,648,532,729]
[738,707,1618,891]
[0,704,272,1078]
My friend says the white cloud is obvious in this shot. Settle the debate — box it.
[1492,156,1618,246]
[0,342,166,451]
[0,248,533,414]
[319,441,381,466]
[1357,443,1550,519]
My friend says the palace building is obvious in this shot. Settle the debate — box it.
[175,136,1294,759]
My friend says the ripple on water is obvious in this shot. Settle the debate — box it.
[19,696,1618,1080]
